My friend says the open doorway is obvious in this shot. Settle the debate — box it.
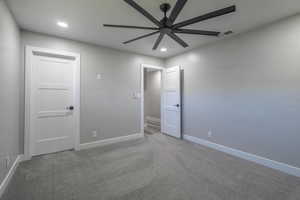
[141,64,182,138]
[144,67,162,134]
[141,64,164,136]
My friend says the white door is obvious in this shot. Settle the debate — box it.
[162,66,181,138]
[29,50,79,156]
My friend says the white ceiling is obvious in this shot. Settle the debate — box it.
[6,0,300,58]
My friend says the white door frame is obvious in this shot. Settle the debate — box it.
[24,46,81,160]
[140,64,165,135]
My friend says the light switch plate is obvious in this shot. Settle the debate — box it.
[132,92,141,99]
[96,74,102,80]
[208,130,212,138]
[92,130,97,137]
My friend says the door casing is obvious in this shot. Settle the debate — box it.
[24,46,81,160]
[140,64,165,135]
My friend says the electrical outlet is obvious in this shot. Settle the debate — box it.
[208,130,212,138]
[5,156,10,169]
[92,130,97,137]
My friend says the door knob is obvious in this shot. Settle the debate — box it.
[67,106,74,110]
[174,104,180,107]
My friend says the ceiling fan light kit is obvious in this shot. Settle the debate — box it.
[103,0,236,50]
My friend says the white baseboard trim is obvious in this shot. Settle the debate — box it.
[79,133,144,150]
[183,135,300,177]
[0,155,23,198]
[146,116,161,124]
[146,123,160,129]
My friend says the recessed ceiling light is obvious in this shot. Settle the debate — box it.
[57,21,69,28]
[160,47,167,52]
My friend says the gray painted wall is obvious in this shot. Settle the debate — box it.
[166,14,300,168]
[0,0,21,184]
[144,70,161,120]
[20,31,164,145]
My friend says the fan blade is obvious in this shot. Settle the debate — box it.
[123,31,160,44]
[103,24,158,30]
[174,29,220,36]
[173,5,236,28]
[124,0,161,27]
[153,33,165,50]
[168,0,187,25]
[167,32,188,48]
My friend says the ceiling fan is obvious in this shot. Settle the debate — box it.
[103,0,236,50]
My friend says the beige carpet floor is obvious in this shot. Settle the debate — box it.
[1,133,300,200]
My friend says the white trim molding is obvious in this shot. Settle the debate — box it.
[25,46,81,160]
[0,155,23,198]
[184,135,300,177]
[79,134,144,150]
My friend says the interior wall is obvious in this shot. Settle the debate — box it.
[0,0,21,184]
[20,31,164,145]
[165,14,300,168]
[144,70,161,120]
